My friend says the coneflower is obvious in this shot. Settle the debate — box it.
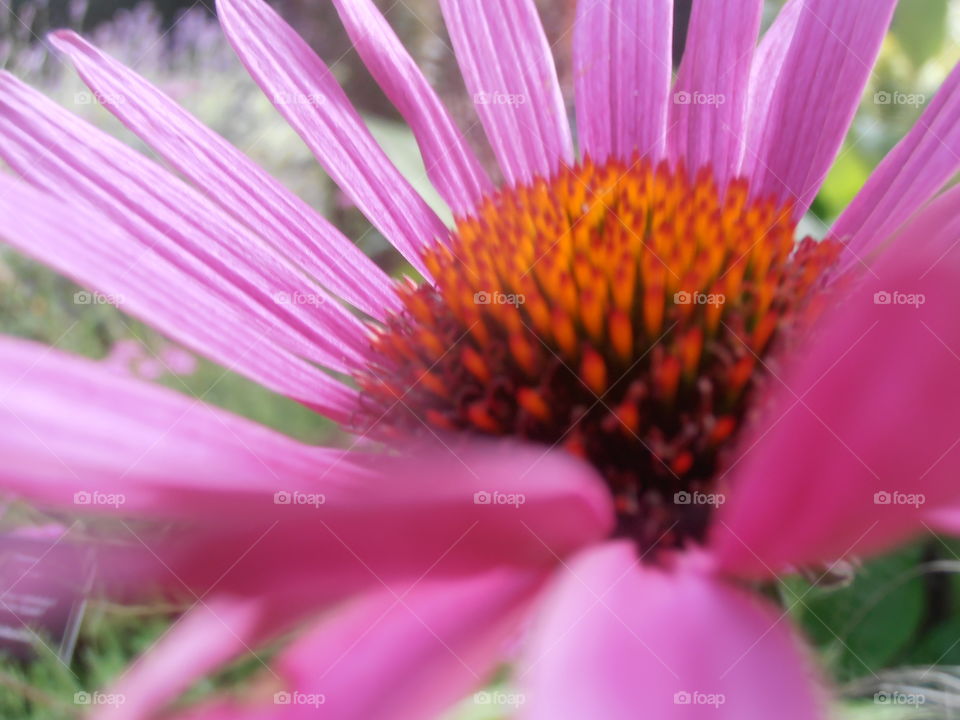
[1,1,960,718]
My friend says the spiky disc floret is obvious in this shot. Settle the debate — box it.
[356,158,841,552]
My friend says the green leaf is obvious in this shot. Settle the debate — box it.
[782,545,926,682]
[906,614,960,665]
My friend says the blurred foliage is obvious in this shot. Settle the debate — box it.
[0,604,171,720]
[1,1,960,719]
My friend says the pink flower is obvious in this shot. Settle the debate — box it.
[1,0,960,718]
[102,339,197,380]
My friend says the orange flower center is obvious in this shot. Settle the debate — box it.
[357,159,841,551]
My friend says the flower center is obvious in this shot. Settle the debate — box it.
[356,159,840,552]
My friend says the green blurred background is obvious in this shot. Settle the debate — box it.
[1,0,959,717]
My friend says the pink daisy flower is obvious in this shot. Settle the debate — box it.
[2,0,960,718]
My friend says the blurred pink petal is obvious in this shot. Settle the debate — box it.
[159,346,197,377]
[257,569,541,720]
[0,337,613,606]
[519,543,824,719]
[0,335,359,512]
[159,440,613,606]
[713,228,960,577]
[101,339,148,378]
[91,597,265,720]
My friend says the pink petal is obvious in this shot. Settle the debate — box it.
[0,338,612,625]
[216,0,447,275]
[573,0,672,163]
[741,0,896,214]
[833,62,960,274]
[924,507,960,536]
[49,31,399,321]
[0,335,360,512]
[159,346,198,376]
[738,0,803,173]
[669,0,763,180]
[149,438,613,618]
[884,182,960,258]
[439,0,573,186]
[519,543,824,719]
[0,73,370,377]
[0,182,355,416]
[166,570,540,720]
[330,0,493,217]
[265,569,540,720]
[91,597,266,720]
[713,228,960,578]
